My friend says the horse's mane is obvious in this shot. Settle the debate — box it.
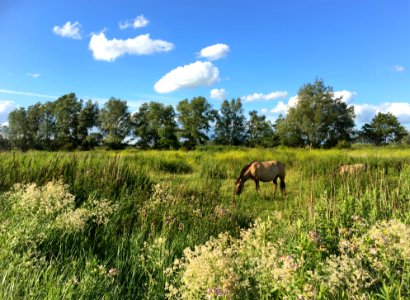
[236,160,257,183]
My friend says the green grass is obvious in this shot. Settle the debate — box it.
[0,146,409,299]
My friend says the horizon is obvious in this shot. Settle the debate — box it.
[1,0,409,128]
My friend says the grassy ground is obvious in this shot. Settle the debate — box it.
[0,146,409,299]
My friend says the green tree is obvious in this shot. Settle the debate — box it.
[214,98,247,145]
[359,112,407,145]
[77,100,99,150]
[276,79,355,148]
[133,102,179,149]
[37,101,56,151]
[0,124,10,151]
[177,97,217,149]
[8,108,30,150]
[99,97,131,149]
[26,103,43,149]
[54,93,82,150]
[246,110,278,147]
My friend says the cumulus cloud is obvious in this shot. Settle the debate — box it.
[393,65,405,72]
[198,44,230,61]
[154,61,220,93]
[52,21,82,39]
[89,33,174,62]
[242,91,288,102]
[354,102,410,124]
[334,90,357,103]
[210,88,226,100]
[270,101,288,114]
[0,100,15,123]
[119,15,149,29]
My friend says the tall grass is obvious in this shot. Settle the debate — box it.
[0,147,409,299]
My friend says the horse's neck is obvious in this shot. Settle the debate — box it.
[241,171,252,181]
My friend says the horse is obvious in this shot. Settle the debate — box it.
[234,160,286,198]
[338,163,367,175]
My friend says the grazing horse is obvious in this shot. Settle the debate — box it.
[234,160,286,198]
[338,163,367,175]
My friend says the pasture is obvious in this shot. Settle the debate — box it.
[0,147,409,299]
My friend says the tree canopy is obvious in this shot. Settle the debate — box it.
[214,98,246,145]
[359,112,407,145]
[276,79,355,148]
[3,82,408,151]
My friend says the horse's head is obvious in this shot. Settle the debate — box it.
[234,177,244,195]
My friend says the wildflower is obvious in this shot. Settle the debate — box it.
[108,268,119,277]
[178,223,185,231]
[193,208,202,218]
[309,229,323,244]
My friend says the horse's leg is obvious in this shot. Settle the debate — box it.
[255,179,260,192]
[273,177,278,198]
[280,176,286,197]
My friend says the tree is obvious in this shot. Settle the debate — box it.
[359,112,407,145]
[246,110,278,147]
[98,97,131,149]
[37,101,56,151]
[8,108,30,150]
[26,102,43,149]
[276,79,355,148]
[77,100,99,150]
[177,97,217,149]
[133,102,179,149]
[54,93,82,150]
[0,125,10,151]
[214,98,246,145]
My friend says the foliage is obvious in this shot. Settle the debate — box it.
[54,93,82,150]
[214,98,247,146]
[99,97,132,149]
[133,101,179,149]
[247,110,278,147]
[177,96,217,149]
[276,79,355,148]
[359,112,407,145]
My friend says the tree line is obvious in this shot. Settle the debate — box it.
[0,79,408,151]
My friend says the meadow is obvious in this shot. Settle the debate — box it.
[0,146,409,299]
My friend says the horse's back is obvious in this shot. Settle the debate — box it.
[253,160,285,181]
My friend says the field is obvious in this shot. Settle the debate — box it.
[0,146,409,299]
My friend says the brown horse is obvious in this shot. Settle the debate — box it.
[234,160,286,198]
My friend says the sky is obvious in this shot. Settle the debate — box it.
[1,0,410,128]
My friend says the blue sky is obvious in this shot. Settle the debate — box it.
[1,0,409,127]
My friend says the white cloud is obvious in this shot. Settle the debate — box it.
[393,65,405,72]
[89,33,174,62]
[210,88,226,100]
[198,44,230,61]
[270,101,288,114]
[334,90,357,103]
[242,91,288,102]
[0,100,14,113]
[154,61,220,93]
[52,21,82,40]
[0,100,15,123]
[354,102,410,124]
[287,95,299,108]
[26,73,41,78]
[119,15,149,30]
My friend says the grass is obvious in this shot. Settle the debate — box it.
[0,146,409,299]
